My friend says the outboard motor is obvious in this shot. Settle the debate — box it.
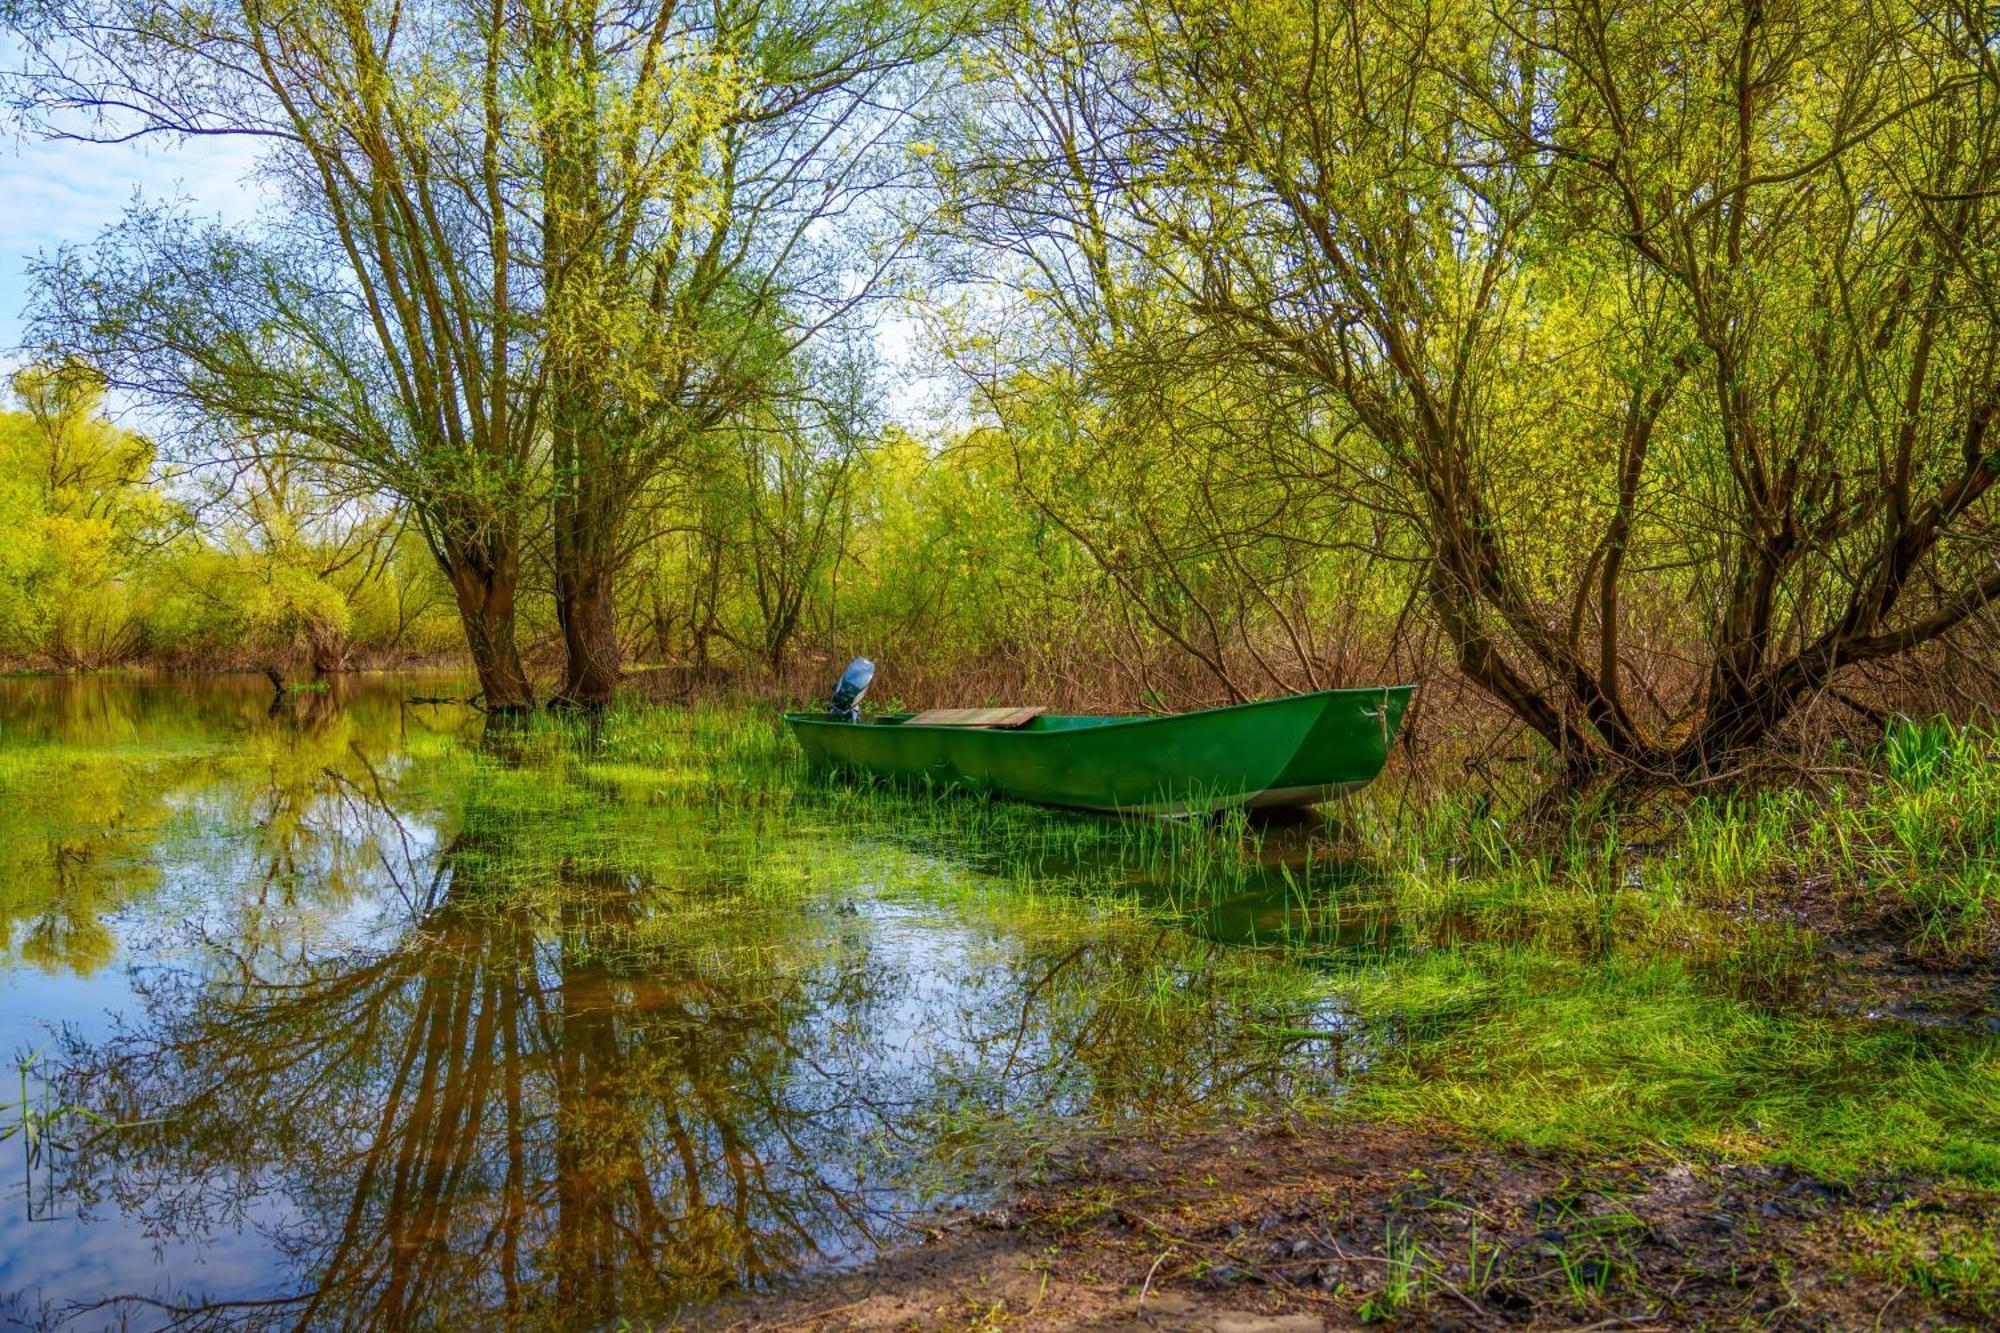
[827,657,875,721]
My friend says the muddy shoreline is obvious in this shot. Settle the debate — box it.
[704,1121,1998,1330]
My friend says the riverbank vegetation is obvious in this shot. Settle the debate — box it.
[0,0,1993,781]
[0,364,462,670]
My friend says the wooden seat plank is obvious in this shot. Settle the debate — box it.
[906,707,1046,729]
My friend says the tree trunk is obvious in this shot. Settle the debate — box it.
[442,542,534,712]
[650,587,673,666]
[554,551,621,708]
[307,619,342,679]
[539,55,624,712]
[551,459,622,707]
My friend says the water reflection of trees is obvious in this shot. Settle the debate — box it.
[7,677,1347,1326]
[59,856,831,1325]
[0,674,467,977]
[53,846,1344,1328]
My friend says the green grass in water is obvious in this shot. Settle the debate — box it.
[5,695,1996,1188]
[483,701,1997,1187]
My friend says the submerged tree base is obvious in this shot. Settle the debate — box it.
[707,1121,2000,1330]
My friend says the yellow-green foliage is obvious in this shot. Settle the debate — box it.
[0,371,463,669]
[0,367,171,665]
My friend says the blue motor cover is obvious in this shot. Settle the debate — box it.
[828,657,874,721]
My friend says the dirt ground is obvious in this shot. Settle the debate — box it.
[699,1122,1998,1331]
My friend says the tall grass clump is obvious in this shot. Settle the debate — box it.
[1664,719,2000,962]
[1866,720,2000,959]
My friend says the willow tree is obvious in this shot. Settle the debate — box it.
[927,4,1421,706]
[961,0,2000,777]
[524,0,957,705]
[6,0,546,707]
[192,441,411,677]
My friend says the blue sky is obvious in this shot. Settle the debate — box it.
[0,127,262,374]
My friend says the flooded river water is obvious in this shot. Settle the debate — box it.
[0,674,1355,1328]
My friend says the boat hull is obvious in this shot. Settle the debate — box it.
[784,686,1413,814]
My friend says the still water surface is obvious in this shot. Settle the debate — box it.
[0,675,1353,1328]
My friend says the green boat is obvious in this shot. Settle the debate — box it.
[785,665,1413,815]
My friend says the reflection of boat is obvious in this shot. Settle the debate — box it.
[786,675,1415,814]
